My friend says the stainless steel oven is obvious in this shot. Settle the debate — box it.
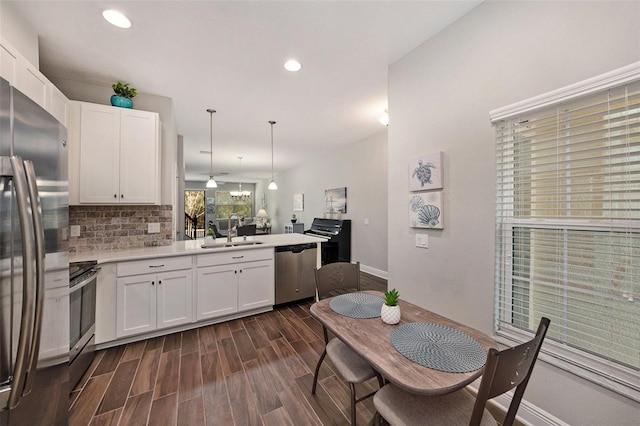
[69,261,98,389]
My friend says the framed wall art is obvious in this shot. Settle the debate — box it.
[293,193,304,211]
[409,151,443,191]
[409,191,443,229]
[325,187,347,214]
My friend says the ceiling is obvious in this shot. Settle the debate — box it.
[11,1,480,182]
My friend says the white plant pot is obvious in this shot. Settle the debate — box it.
[381,304,401,325]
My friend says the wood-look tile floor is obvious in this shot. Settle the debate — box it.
[70,273,387,426]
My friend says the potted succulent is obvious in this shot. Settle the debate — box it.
[291,213,297,223]
[381,288,401,324]
[111,81,137,108]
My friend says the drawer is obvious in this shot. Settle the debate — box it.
[117,256,193,277]
[197,248,273,267]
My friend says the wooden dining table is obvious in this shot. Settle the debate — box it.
[309,290,497,396]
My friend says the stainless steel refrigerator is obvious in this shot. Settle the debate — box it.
[0,77,69,425]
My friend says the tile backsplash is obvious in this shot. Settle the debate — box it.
[69,205,173,253]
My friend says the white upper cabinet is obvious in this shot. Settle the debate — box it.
[69,101,161,205]
[0,40,18,85]
[16,58,47,109]
[46,83,69,127]
[1,37,69,126]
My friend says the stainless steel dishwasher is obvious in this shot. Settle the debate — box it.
[275,243,318,305]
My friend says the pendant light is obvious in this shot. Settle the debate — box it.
[206,109,218,188]
[268,120,278,190]
[230,157,251,201]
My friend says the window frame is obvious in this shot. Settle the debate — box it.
[491,62,640,402]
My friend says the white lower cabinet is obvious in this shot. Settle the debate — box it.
[238,260,274,311]
[196,264,238,320]
[196,248,274,321]
[116,257,193,338]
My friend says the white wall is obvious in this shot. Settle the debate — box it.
[0,1,39,66]
[388,1,640,425]
[270,130,388,276]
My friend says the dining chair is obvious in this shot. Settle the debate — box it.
[237,224,257,236]
[311,261,384,425]
[373,317,550,426]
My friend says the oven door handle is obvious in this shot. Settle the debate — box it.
[71,270,99,292]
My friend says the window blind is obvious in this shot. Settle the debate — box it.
[492,65,640,400]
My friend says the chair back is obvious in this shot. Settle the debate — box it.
[314,261,360,300]
[470,317,550,426]
[237,224,257,236]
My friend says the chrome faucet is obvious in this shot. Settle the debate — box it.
[227,213,238,243]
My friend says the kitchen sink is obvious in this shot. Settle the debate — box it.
[201,241,264,249]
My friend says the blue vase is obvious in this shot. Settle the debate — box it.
[110,95,133,108]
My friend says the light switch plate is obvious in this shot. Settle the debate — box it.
[70,225,81,237]
[148,223,160,234]
[415,233,428,248]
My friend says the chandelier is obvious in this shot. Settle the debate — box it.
[230,157,252,201]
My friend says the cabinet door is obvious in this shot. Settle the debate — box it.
[119,109,159,204]
[238,260,274,312]
[156,270,192,329]
[0,40,18,85]
[15,57,47,109]
[196,265,238,320]
[116,274,157,337]
[38,287,69,361]
[46,83,69,127]
[79,103,120,203]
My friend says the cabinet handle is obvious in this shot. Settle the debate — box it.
[234,270,237,274]
[239,269,243,273]
[114,194,117,198]
[121,194,124,198]
[159,280,162,285]
[149,264,165,268]
[152,281,155,285]
[232,256,244,259]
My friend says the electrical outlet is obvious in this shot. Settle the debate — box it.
[70,225,81,237]
[415,233,428,248]
[148,223,160,234]
[364,218,369,225]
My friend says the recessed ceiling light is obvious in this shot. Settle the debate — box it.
[284,59,302,72]
[102,9,132,29]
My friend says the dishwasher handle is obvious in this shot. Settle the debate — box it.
[275,243,317,254]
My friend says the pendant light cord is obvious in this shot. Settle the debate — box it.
[207,109,216,176]
[270,121,276,181]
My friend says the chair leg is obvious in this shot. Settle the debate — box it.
[349,382,357,425]
[375,372,384,388]
[311,348,327,395]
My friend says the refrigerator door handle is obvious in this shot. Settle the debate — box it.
[5,156,36,410]
[22,160,45,396]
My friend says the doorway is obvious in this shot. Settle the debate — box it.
[184,190,205,239]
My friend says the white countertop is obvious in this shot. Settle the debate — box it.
[70,233,325,264]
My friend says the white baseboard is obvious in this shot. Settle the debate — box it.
[360,264,388,280]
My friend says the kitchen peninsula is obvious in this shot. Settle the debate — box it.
[72,233,324,349]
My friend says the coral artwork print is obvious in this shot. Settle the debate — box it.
[409,152,443,191]
[409,192,443,229]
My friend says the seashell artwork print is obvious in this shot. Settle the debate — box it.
[409,151,443,191]
[409,192,443,229]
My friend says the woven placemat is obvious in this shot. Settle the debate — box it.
[329,293,384,319]
[391,322,487,373]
